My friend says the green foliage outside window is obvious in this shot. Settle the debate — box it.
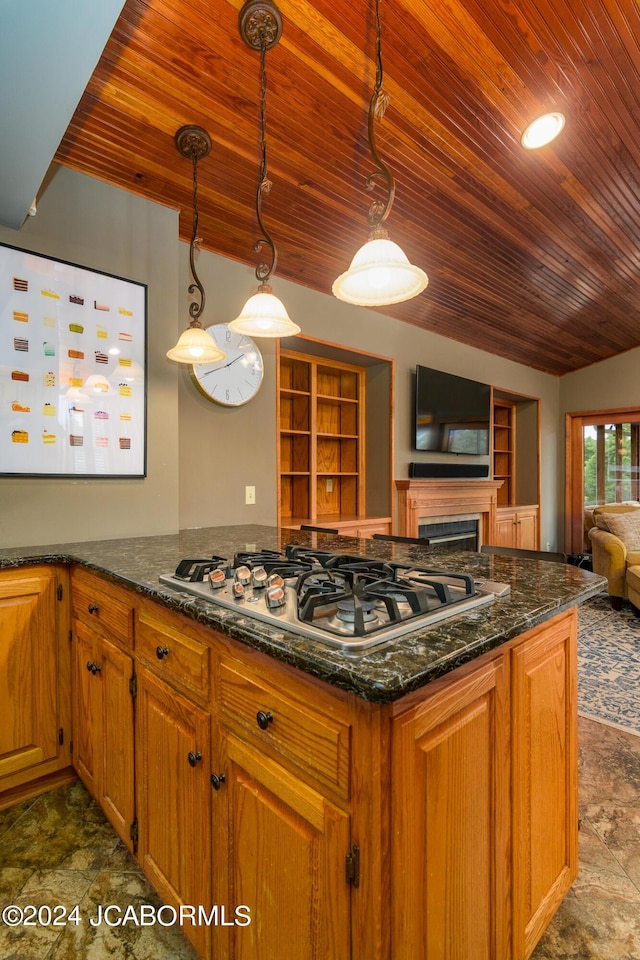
[584,424,636,505]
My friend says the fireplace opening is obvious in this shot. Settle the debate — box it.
[418,516,479,552]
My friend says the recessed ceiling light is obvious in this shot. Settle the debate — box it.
[521,112,565,149]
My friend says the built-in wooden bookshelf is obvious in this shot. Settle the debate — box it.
[492,399,515,506]
[278,350,366,527]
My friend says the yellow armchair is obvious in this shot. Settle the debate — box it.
[588,503,640,610]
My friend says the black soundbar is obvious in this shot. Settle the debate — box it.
[409,462,489,479]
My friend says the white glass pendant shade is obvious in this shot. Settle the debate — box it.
[333,235,428,306]
[521,112,565,149]
[228,284,301,338]
[166,324,226,364]
[85,374,110,394]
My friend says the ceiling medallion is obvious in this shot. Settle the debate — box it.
[238,0,283,51]
[174,125,212,162]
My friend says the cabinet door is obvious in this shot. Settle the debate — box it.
[213,733,351,960]
[495,509,516,547]
[511,611,578,959]
[72,621,135,848]
[391,656,510,960]
[136,665,211,958]
[0,570,61,782]
[516,509,539,551]
[99,636,135,846]
[72,620,100,796]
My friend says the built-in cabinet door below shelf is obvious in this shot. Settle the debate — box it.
[495,506,540,550]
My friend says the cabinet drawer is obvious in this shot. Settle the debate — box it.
[136,609,210,700]
[218,660,350,798]
[72,569,133,647]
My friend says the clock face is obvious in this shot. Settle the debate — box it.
[191,324,264,407]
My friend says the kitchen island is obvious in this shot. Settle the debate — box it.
[0,525,605,960]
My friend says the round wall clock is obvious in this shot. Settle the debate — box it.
[191,324,264,407]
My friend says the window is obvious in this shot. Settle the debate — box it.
[583,422,640,504]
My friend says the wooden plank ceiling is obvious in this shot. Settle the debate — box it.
[54,0,640,375]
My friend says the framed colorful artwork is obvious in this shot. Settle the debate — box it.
[1,241,147,477]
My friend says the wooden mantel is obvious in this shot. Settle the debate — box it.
[395,479,504,544]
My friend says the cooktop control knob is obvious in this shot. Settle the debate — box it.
[208,568,227,590]
[265,585,286,608]
[251,566,268,588]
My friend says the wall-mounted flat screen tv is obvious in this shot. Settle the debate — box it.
[414,365,491,454]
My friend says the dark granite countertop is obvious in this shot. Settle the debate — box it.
[0,525,606,704]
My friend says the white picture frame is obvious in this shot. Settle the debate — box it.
[1,241,147,477]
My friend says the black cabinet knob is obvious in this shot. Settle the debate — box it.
[211,773,226,790]
[188,751,202,767]
[88,604,99,614]
[256,710,273,730]
[86,661,101,675]
[156,646,170,660]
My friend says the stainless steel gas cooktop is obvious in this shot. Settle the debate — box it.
[159,545,510,652]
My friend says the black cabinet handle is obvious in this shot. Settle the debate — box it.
[86,661,101,675]
[156,646,170,660]
[256,710,273,730]
[88,604,99,614]
[211,773,226,790]
[188,751,202,767]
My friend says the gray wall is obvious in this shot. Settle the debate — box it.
[560,348,640,415]
[0,167,180,546]
[0,168,564,549]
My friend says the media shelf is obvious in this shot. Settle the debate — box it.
[492,400,515,506]
[278,351,366,524]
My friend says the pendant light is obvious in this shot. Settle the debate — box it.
[333,0,428,306]
[228,1,300,338]
[167,125,227,364]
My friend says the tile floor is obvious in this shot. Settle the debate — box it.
[0,782,198,960]
[532,716,640,960]
[1,715,639,959]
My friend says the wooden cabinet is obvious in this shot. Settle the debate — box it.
[71,568,135,848]
[495,505,540,550]
[0,565,71,799]
[391,655,510,960]
[217,658,350,800]
[390,609,578,960]
[72,620,135,848]
[213,653,353,958]
[136,664,212,959]
[511,611,578,959]
[133,600,213,958]
[17,564,576,960]
[214,733,351,960]
[279,349,390,534]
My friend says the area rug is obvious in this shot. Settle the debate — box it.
[578,592,640,735]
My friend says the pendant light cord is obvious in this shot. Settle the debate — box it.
[188,149,206,323]
[254,37,278,284]
[365,0,395,233]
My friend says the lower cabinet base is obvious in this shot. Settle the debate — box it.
[0,766,76,813]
